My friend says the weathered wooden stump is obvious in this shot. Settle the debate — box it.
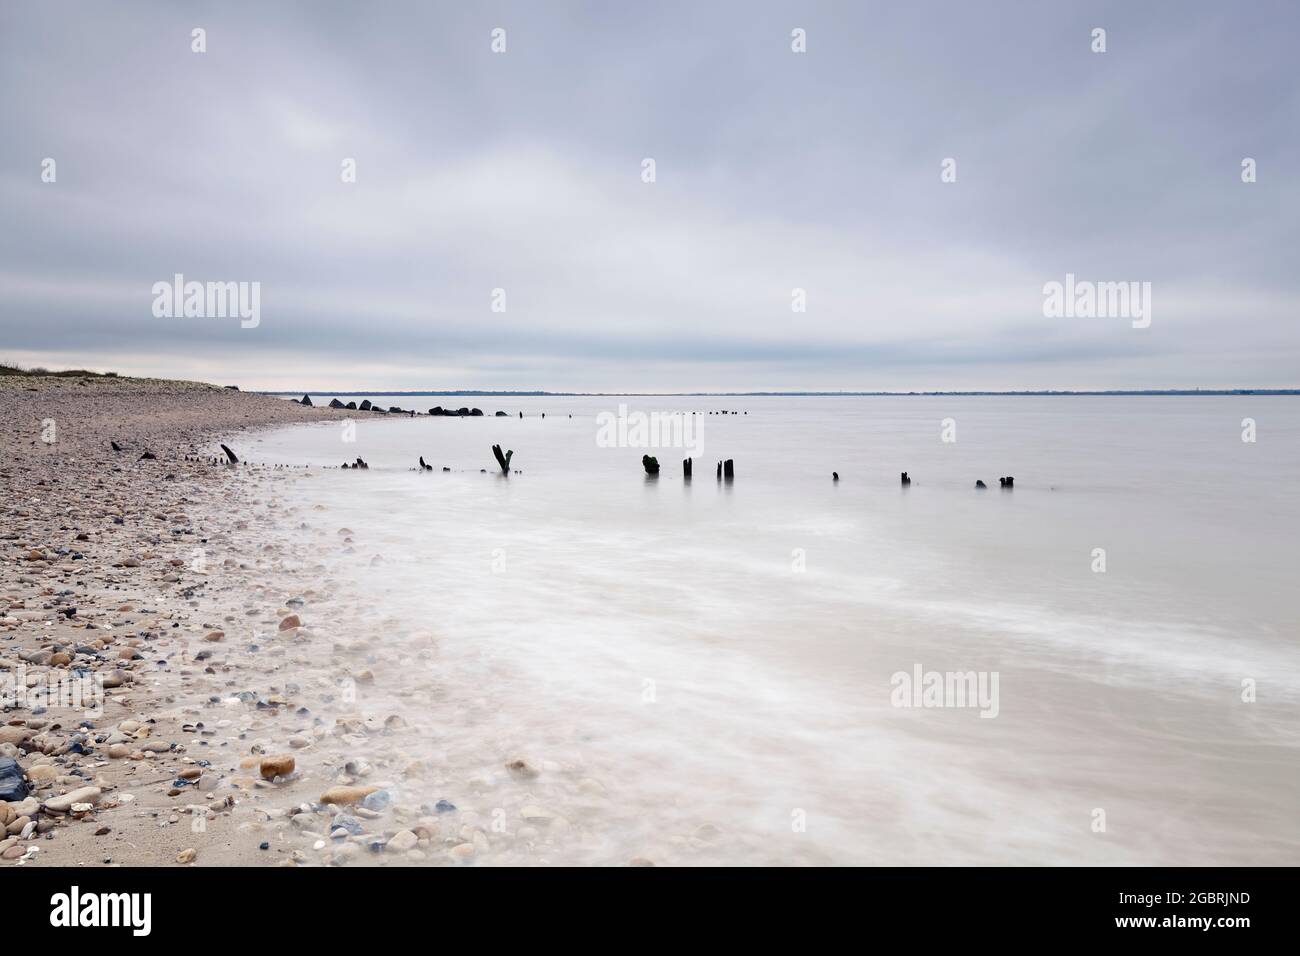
[643,455,660,475]
[900,472,911,486]
[723,459,734,481]
[492,444,513,474]
[683,457,692,480]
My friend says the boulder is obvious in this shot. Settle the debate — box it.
[494,410,508,416]
[642,455,660,475]
[300,395,313,406]
[329,398,346,409]
[359,400,372,411]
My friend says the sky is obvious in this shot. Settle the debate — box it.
[2,0,1297,392]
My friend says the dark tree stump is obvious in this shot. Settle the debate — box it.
[683,457,692,480]
[643,455,660,475]
[492,444,513,474]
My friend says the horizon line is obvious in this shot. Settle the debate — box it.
[254,388,1300,397]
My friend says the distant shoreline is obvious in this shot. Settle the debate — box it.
[257,389,1300,397]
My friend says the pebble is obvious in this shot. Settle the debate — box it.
[43,786,102,813]
[25,765,59,786]
[319,785,379,806]
[176,848,197,864]
[505,758,540,779]
[386,829,418,852]
[259,755,295,780]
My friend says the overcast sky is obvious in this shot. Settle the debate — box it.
[2,1,1297,391]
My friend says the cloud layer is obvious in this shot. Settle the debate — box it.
[2,1,1297,390]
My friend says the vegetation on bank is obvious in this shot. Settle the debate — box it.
[1,361,119,378]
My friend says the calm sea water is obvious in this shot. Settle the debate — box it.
[240,396,1300,865]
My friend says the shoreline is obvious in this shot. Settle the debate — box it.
[0,375,432,866]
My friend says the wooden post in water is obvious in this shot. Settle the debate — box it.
[683,457,692,480]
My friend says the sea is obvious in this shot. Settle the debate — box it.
[234,394,1300,865]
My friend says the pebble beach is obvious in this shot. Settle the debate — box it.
[1,375,625,867]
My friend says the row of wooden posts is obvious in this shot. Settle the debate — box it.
[642,455,733,481]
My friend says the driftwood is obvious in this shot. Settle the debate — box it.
[643,455,660,475]
[220,443,239,464]
[492,444,513,474]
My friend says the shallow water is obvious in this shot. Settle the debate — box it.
[238,395,1300,864]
